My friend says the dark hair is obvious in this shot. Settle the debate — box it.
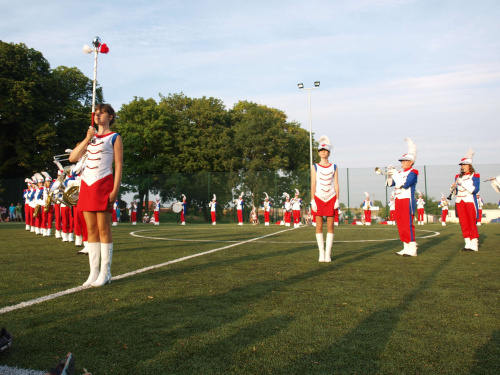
[95,103,116,126]
[468,165,475,174]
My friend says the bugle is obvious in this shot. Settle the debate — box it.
[375,166,395,176]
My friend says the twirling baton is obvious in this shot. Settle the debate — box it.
[83,36,109,128]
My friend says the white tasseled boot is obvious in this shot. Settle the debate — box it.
[68,232,74,242]
[83,243,100,286]
[55,230,61,238]
[324,233,334,262]
[46,228,51,237]
[464,238,471,250]
[404,242,418,257]
[396,242,409,256]
[75,235,83,247]
[316,233,325,262]
[470,238,478,251]
[92,243,113,287]
[30,226,35,233]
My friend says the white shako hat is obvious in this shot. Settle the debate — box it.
[25,178,33,185]
[318,135,332,153]
[284,193,290,200]
[182,194,186,201]
[34,173,44,183]
[364,192,369,199]
[398,138,417,162]
[459,148,474,165]
[441,192,446,199]
[41,172,52,182]
[212,194,216,201]
[417,190,422,197]
[295,189,299,196]
[264,192,269,200]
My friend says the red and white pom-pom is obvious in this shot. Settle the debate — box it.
[99,43,109,54]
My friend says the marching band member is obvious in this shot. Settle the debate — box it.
[386,138,419,257]
[334,206,340,226]
[70,103,123,287]
[283,193,292,227]
[416,191,426,225]
[154,197,162,226]
[112,199,119,226]
[476,194,483,226]
[41,172,54,236]
[451,149,480,251]
[438,194,449,226]
[250,205,259,225]
[23,179,33,231]
[53,169,64,239]
[34,173,45,235]
[492,175,500,198]
[28,176,37,232]
[263,192,271,226]
[60,173,74,242]
[362,192,372,225]
[291,189,302,228]
[236,194,244,225]
[131,200,137,225]
[209,194,217,225]
[311,136,339,262]
[180,194,187,225]
[388,192,396,225]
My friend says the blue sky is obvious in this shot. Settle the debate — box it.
[2,0,500,169]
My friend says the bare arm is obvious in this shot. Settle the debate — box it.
[311,165,316,200]
[334,167,339,201]
[69,127,95,163]
[108,135,123,205]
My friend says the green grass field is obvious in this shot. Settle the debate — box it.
[0,222,498,374]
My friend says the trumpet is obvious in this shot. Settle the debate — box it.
[375,166,395,176]
[53,153,70,162]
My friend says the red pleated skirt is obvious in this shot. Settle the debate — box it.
[77,174,114,212]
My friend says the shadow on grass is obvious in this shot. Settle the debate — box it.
[469,330,500,375]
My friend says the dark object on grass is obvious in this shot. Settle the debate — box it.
[0,327,13,353]
[47,353,75,375]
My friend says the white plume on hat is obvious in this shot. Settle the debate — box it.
[398,138,417,162]
[417,190,422,196]
[213,194,216,201]
[41,171,52,182]
[283,192,289,199]
[264,192,269,199]
[295,189,299,196]
[364,192,369,198]
[318,135,332,153]
[182,194,186,200]
[459,148,474,165]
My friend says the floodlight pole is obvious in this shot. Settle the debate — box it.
[298,82,320,169]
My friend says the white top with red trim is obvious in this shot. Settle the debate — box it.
[314,163,336,202]
[82,133,116,186]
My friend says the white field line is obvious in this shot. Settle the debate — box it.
[131,228,441,243]
[0,227,296,316]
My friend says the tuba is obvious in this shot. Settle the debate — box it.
[62,186,80,206]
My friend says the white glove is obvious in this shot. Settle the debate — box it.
[310,200,317,212]
[334,200,339,209]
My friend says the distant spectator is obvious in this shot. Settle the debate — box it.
[15,203,22,221]
[9,204,16,221]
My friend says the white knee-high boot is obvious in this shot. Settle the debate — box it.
[92,243,113,287]
[316,233,325,262]
[325,233,334,262]
[83,243,100,286]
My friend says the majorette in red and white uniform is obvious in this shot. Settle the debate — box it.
[416,191,425,225]
[452,148,480,251]
[33,173,45,235]
[130,200,137,225]
[490,175,500,196]
[311,136,339,263]
[334,207,341,226]
[388,192,396,225]
[386,138,419,257]
[263,192,271,226]
[112,199,119,226]
[283,194,292,226]
[235,194,244,225]
[154,197,161,226]
[438,194,448,226]
[291,189,302,228]
[209,194,217,225]
[180,194,187,225]
[78,132,119,212]
[476,194,483,226]
[362,193,372,225]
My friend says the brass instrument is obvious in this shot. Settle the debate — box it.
[33,205,41,218]
[44,191,54,213]
[62,186,80,206]
[375,166,395,176]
